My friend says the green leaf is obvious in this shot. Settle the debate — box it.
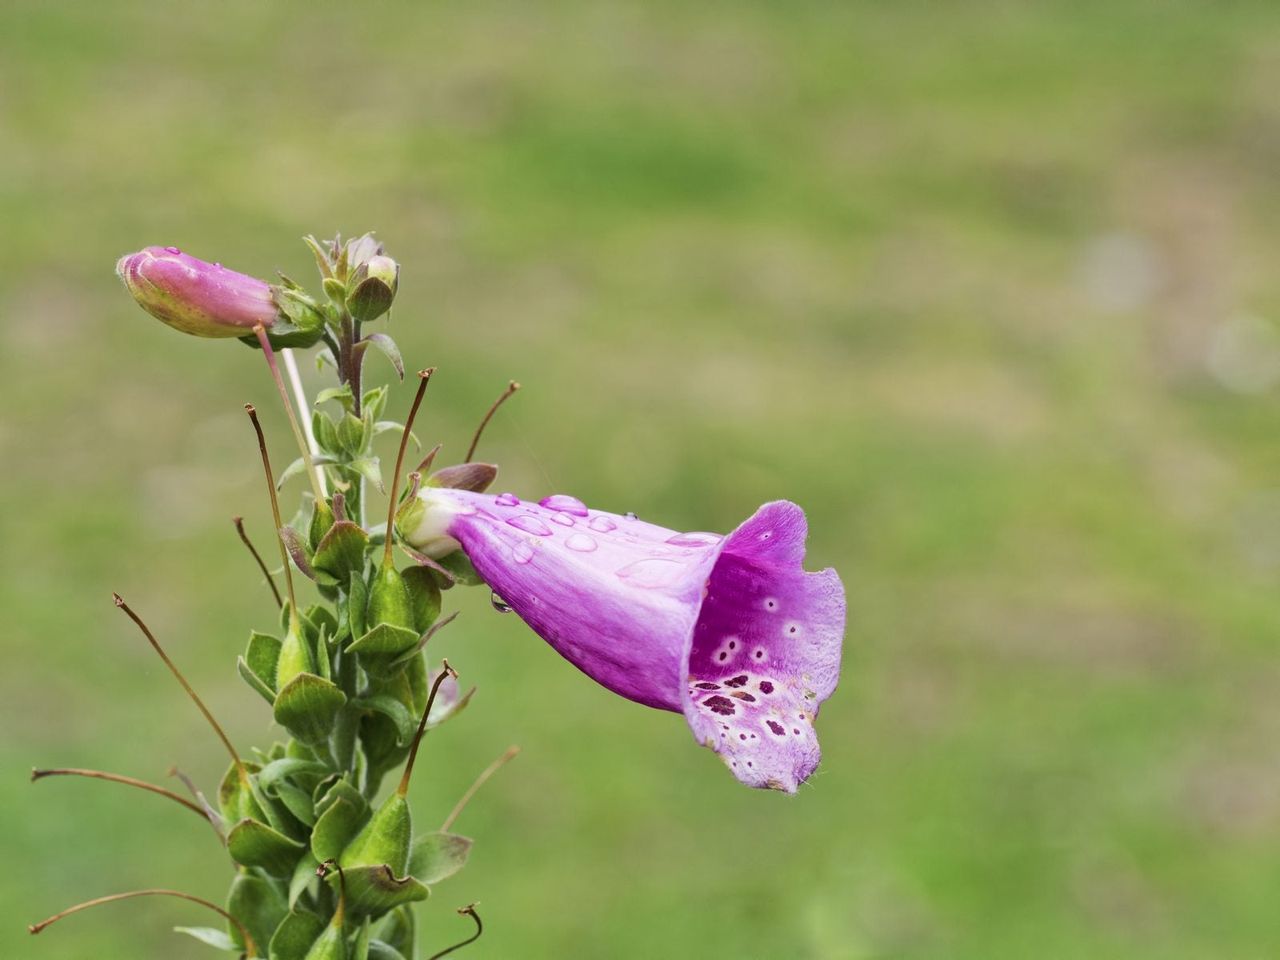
[174,926,237,951]
[314,777,367,820]
[245,630,282,692]
[378,906,416,959]
[258,758,329,792]
[273,673,348,746]
[312,520,370,585]
[272,780,317,827]
[238,656,276,705]
[339,411,368,456]
[350,695,415,744]
[363,386,389,421]
[348,456,385,494]
[279,525,320,582]
[311,796,369,863]
[368,940,409,960]
[348,622,419,658]
[316,383,355,411]
[312,409,340,455]
[228,818,308,877]
[330,864,429,918]
[354,917,373,960]
[227,872,288,955]
[402,565,442,634]
[269,906,327,960]
[409,831,473,885]
[287,852,321,909]
[363,333,404,380]
[432,550,484,587]
[277,454,338,491]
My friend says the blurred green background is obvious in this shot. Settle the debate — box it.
[4,1,1280,957]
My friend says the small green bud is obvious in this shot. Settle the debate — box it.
[339,793,412,876]
[366,564,414,632]
[347,256,399,324]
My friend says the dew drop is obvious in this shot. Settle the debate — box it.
[588,515,617,533]
[566,533,597,552]
[512,541,535,564]
[495,492,520,507]
[490,592,512,613]
[213,261,222,268]
[615,557,683,589]
[550,512,576,527]
[624,511,639,520]
[507,515,552,536]
[666,531,722,547]
[538,494,589,516]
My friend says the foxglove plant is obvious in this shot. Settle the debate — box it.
[31,233,846,958]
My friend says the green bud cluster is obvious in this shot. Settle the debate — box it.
[33,233,509,960]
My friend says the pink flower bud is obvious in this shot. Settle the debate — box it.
[116,246,281,338]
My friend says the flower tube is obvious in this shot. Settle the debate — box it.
[399,488,845,792]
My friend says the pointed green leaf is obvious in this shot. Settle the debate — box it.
[311,795,370,863]
[401,566,441,634]
[409,831,473,885]
[228,818,308,876]
[312,520,370,585]
[328,864,428,917]
[348,456,385,494]
[280,525,321,582]
[238,656,276,705]
[273,673,348,746]
[347,622,419,658]
[350,695,415,744]
[174,926,237,951]
[368,940,408,960]
[227,870,288,954]
[269,906,327,960]
[362,333,404,380]
[312,410,340,455]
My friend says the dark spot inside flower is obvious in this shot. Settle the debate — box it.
[798,712,806,720]
[739,733,747,740]
[788,626,797,634]
[758,681,774,694]
[717,652,728,661]
[704,696,736,716]
[694,682,720,690]
[747,761,753,767]
[767,720,785,736]
[793,728,801,735]
[724,675,748,688]
[755,650,765,660]
[731,692,756,702]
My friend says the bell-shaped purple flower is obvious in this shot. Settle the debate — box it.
[399,488,845,792]
[116,246,282,338]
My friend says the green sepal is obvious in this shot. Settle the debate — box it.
[313,521,370,586]
[347,623,419,659]
[275,621,315,691]
[273,673,348,746]
[302,924,346,960]
[289,850,322,908]
[431,551,484,587]
[408,831,473,885]
[338,412,367,457]
[240,630,283,703]
[402,566,441,634]
[313,409,340,455]
[270,906,327,960]
[239,656,277,705]
[376,906,415,959]
[228,818,308,877]
[347,571,368,641]
[238,317,324,351]
[363,386,388,421]
[310,499,337,551]
[329,864,428,918]
[348,274,395,324]
[362,334,403,380]
[312,796,370,863]
[365,564,413,631]
[174,925,237,951]
[315,777,367,819]
[281,526,319,581]
[218,762,266,823]
[272,780,318,827]
[348,457,386,494]
[322,275,348,304]
[350,695,415,745]
[316,383,355,411]
[340,793,412,876]
[227,870,288,954]
[367,940,408,960]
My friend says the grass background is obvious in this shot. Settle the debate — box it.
[4,1,1280,957]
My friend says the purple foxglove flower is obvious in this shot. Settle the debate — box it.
[116,246,281,338]
[399,488,844,792]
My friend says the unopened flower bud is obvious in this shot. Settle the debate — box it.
[116,246,282,338]
[347,254,399,323]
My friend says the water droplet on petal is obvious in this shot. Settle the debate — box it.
[512,541,535,564]
[550,512,575,526]
[588,515,617,533]
[507,515,552,536]
[213,261,222,268]
[490,592,512,613]
[624,511,639,520]
[495,492,520,507]
[616,557,684,589]
[538,494,589,516]
[566,533,597,552]
[164,246,181,255]
[666,531,722,547]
